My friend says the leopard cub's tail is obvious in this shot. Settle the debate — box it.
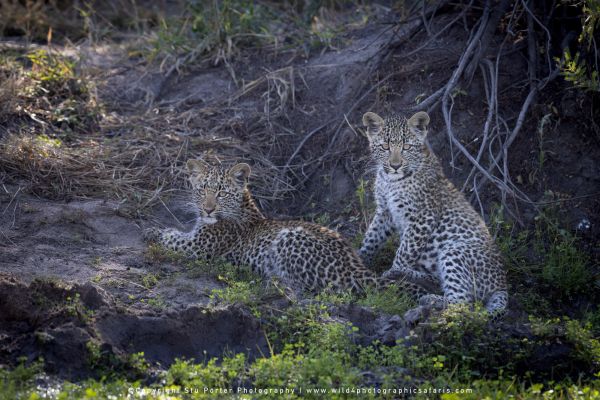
[486,290,508,320]
[350,268,380,293]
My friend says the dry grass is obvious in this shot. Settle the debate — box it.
[0,52,296,218]
[0,134,175,209]
[0,73,21,124]
[0,1,376,217]
[0,0,82,41]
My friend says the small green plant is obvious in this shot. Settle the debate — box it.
[356,340,406,371]
[86,340,103,370]
[358,283,416,315]
[564,318,600,368]
[91,256,102,267]
[144,243,186,264]
[16,49,101,133]
[541,234,592,294]
[147,0,275,69]
[127,352,151,376]
[355,178,371,230]
[141,295,166,310]
[512,289,553,316]
[530,316,600,372]
[208,263,269,316]
[252,321,361,391]
[535,213,593,295]
[141,273,159,289]
[584,307,600,335]
[27,50,76,89]
[209,280,267,318]
[266,301,329,351]
[210,280,258,307]
[65,293,94,322]
[557,1,600,92]
[315,287,354,306]
[0,357,44,399]
[166,354,246,390]
[401,304,533,381]
[492,204,594,297]
[560,48,600,92]
[489,204,529,271]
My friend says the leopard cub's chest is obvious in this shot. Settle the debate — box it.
[376,175,417,228]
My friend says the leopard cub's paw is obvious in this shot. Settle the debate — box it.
[381,268,401,280]
[142,227,162,243]
[403,305,430,326]
[358,252,371,266]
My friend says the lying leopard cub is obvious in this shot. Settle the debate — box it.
[360,111,508,317]
[144,159,429,296]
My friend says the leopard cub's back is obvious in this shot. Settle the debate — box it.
[266,220,377,291]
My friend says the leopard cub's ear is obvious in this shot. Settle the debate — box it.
[362,112,384,138]
[407,111,430,139]
[186,159,209,184]
[228,163,251,187]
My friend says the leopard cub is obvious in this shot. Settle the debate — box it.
[144,159,429,297]
[359,111,508,316]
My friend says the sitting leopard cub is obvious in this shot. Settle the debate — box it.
[359,111,508,317]
[144,159,429,296]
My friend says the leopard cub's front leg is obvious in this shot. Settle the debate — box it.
[382,214,440,289]
[359,208,393,265]
[142,227,193,254]
[142,227,163,243]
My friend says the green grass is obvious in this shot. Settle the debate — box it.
[24,50,100,134]
[315,281,415,315]
[4,205,596,399]
[207,260,279,317]
[147,0,275,66]
[141,272,160,289]
[64,292,94,322]
[540,232,593,295]
[144,0,371,72]
[144,243,187,264]
[491,204,596,298]
[357,283,416,315]
[141,295,167,310]
[209,279,263,315]
[4,304,600,399]
[8,220,593,398]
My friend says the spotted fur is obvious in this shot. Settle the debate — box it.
[144,159,429,296]
[359,111,508,317]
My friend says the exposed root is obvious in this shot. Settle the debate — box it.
[396,0,566,219]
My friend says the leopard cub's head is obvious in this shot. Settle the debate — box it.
[362,111,430,179]
[186,159,251,224]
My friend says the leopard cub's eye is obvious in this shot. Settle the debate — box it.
[381,142,390,150]
[216,191,224,198]
[403,143,412,150]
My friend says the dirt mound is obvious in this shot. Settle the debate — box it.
[96,306,266,368]
[0,274,268,379]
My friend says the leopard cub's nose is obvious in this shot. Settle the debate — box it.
[390,161,402,171]
[205,205,216,215]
